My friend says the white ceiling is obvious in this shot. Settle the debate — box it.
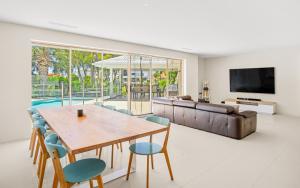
[0,0,300,56]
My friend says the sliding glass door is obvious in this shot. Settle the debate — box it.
[31,44,183,114]
[101,53,129,110]
[70,50,102,105]
[31,46,70,107]
[167,59,182,96]
[130,55,151,115]
[151,57,168,98]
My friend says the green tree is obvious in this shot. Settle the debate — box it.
[32,46,53,83]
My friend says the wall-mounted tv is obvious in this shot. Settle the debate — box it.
[230,67,275,94]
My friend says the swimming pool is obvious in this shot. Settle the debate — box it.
[31,98,93,108]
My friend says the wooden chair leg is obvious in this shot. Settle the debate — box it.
[37,150,43,176]
[30,131,37,157]
[126,152,133,180]
[33,140,40,164]
[68,153,76,163]
[89,179,94,188]
[111,145,114,168]
[96,148,99,156]
[151,154,154,169]
[38,156,47,188]
[29,129,35,150]
[52,173,58,188]
[98,147,102,159]
[146,155,150,188]
[96,176,104,188]
[163,150,174,180]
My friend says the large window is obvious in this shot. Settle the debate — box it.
[32,46,70,106]
[31,44,182,115]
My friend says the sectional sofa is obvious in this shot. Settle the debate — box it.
[152,97,257,139]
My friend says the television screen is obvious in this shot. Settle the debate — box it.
[230,67,275,94]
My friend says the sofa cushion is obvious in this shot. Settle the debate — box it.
[173,100,197,108]
[196,103,234,114]
[219,103,239,113]
[152,98,174,105]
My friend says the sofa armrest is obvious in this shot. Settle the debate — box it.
[152,98,174,105]
[237,111,257,118]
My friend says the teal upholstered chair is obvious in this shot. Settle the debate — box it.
[116,109,133,116]
[34,125,52,188]
[96,104,121,168]
[31,116,50,164]
[27,107,38,115]
[126,115,174,188]
[45,134,106,188]
[29,110,46,159]
[115,108,133,153]
[102,105,116,111]
[94,102,103,106]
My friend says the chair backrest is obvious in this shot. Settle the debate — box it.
[32,113,42,120]
[27,107,38,115]
[45,134,67,159]
[44,134,67,185]
[103,105,116,110]
[33,118,46,127]
[145,115,171,150]
[116,109,133,115]
[34,124,47,135]
[95,102,103,106]
[145,115,170,126]
[35,125,49,157]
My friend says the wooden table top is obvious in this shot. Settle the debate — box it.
[38,105,167,154]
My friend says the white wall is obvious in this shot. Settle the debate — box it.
[0,22,199,143]
[204,47,300,117]
[198,56,206,94]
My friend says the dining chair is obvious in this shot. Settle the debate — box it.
[28,108,46,160]
[34,124,51,188]
[116,109,133,116]
[28,108,41,156]
[126,115,174,188]
[102,105,116,111]
[114,108,134,153]
[96,105,122,169]
[32,118,47,164]
[45,133,106,188]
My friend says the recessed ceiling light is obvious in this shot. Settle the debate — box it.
[49,21,78,29]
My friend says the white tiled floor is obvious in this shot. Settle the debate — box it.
[0,114,300,188]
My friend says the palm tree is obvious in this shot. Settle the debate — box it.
[32,46,52,97]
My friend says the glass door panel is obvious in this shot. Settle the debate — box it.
[71,50,102,105]
[130,55,151,115]
[102,54,129,110]
[151,57,168,98]
[167,59,182,96]
[31,46,70,108]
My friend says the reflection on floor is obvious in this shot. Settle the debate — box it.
[0,114,300,188]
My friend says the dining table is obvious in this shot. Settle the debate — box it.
[38,104,168,183]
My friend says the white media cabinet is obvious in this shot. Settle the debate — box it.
[225,98,276,115]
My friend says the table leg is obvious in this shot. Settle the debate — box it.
[102,140,136,183]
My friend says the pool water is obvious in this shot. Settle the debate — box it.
[31,98,92,108]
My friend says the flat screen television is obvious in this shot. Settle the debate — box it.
[230,67,275,94]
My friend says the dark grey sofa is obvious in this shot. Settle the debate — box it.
[152,98,257,139]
